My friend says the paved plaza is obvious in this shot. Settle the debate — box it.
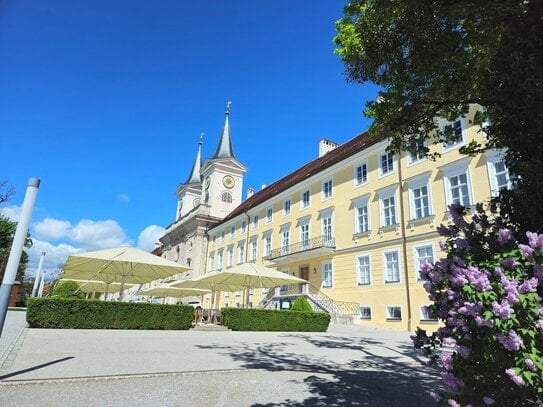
[0,310,439,406]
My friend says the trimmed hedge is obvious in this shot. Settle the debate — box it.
[221,307,330,332]
[26,298,194,330]
[291,296,313,312]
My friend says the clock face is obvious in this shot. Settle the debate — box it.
[222,175,235,189]
[204,177,211,190]
[193,198,201,208]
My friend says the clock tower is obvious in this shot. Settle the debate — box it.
[200,102,247,219]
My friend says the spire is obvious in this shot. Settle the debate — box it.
[211,101,236,159]
[184,133,204,185]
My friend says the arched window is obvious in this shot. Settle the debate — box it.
[221,191,232,203]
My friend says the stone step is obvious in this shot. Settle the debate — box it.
[190,324,231,332]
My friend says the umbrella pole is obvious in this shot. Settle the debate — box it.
[119,275,126,302]
[105,284,110,300]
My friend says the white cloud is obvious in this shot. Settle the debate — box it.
[137,225,165,252]
[33,217,72,240]
[117,193,130,202]
[25,239,82,282]
[0,205,22,221]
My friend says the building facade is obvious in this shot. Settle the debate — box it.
[203,104,509,331]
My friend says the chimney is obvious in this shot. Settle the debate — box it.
[319,139,339,158]
[247,187,255,198]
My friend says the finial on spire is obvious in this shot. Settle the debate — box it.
[199,132,204,144]
[226,101,232,115]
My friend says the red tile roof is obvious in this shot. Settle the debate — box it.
[217,130,386,226]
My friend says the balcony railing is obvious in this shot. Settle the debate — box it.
[263,235,335,261]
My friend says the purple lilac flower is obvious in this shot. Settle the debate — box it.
[492,300,514,320]
[475,315,494,328]
[447,399,461,407]
[519,277,539,293]
[419,261,433,280]
[441,372,464,392]
[500,258,519,269]
[465,267,492,291]
[496,329,523,351]
[526,231,543,249]
[440,352,453,371]
[505,368,524,386]
[455,238,469,250]
[497,228,513,245]
[519,244,534,260]
[524,359,537,371]
[423,281,432,293]
[458,301,482,317]
[437,224,450,237]
[442,337,457,346]
[537,320,543,332]
[456,345,471,358]
[439,240,447,251]
[483,396,495,405]
[501,277,519,304]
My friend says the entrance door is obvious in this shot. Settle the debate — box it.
[299,266,309,293]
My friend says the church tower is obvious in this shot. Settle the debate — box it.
[175,134,203,220]
[200,102,247,219]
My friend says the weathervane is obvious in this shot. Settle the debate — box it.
[199,132,204,144]
[226,101,232,114]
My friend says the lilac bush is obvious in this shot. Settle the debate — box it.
[412,204,543,406]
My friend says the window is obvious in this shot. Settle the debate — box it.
[300,221,310,248]
[357,255,371,285]
[217,250,223,271]
[322,261,333,288]
[252,215,259,229]
[220,230,225,242]
[410,184,431,219]
[354,162,368,186]
[266,207,273,223]
[230,226,235,238]
[212,235,216,246]
[449,173,470,206]
[224,291,229,297]
[226,246,233,267]
[240,220,247,234]
[250,239,257,261]
[387,306,402,320]
[283,199,291,216]
[281,227,290,255]
[442,119,466,151]
[221,191,232,203]
[263,234,272,257]
[384,250,400,283]
[420,305,437,321]
[443,160,473,208]
[261,288,269,294]
[249,288,254,295]
[322,179,333,200]
[379,152,394,176]
[381,196,397,227]
[236,291,241,297]
[486,151,512,196]
[321,213,333,245]
[414,244,434,281]
[301,189,310,208]
[354,197,370,234]
[208,255,214,272]
[238,244,245,264]
[407,140,426,165]
[359,306,372,320]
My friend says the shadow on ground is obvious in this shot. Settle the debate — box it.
[197,332,439,406]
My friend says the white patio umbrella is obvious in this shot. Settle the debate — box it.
[136,285,210,304]
[60,246,190,300]
[58,279,135,297]
[172,263,307,307]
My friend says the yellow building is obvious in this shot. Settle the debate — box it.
[204,105,510,331]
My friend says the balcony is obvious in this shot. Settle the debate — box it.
[263,235,335,264]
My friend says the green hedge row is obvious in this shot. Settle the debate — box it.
[26,298,194,330]
[221,307,330,332]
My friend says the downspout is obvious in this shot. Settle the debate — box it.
[397,152,412,332]
[243,212,251,307]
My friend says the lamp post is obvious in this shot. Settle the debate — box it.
[32,252,46,297]
[0,178,40,338]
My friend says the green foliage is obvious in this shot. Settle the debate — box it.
[26,298,194,330]
[0,213,32,281]
[221,307,330,332]
[291,296,313,312]
[335,0,543,233]
[50,280,86,299]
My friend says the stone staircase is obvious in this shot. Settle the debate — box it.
[190,323,231,332]
[260,283,359,324]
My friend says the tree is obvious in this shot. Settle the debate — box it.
[49,280,85,299]
[0,214,32,282]
[0,180,15,204]
[335,0,543,233]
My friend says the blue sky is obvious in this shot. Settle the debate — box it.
[0,1,378,279]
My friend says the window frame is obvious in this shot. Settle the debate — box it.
[322,178,333,201]
[378,152,395,177]
[283,198,291,216]
[356,254,372,286]
[359,305,372,320]
[441,118,467,152]
[486,150,511,197]
[301,189,311,209]
[321,260,333,288]
[383,249,401,283]
[407,175,432,220]
[386,305,403,320]
[413,242,435,281]
[266,207,273,224]
[353,195,371,235]
[354,161,368,187]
